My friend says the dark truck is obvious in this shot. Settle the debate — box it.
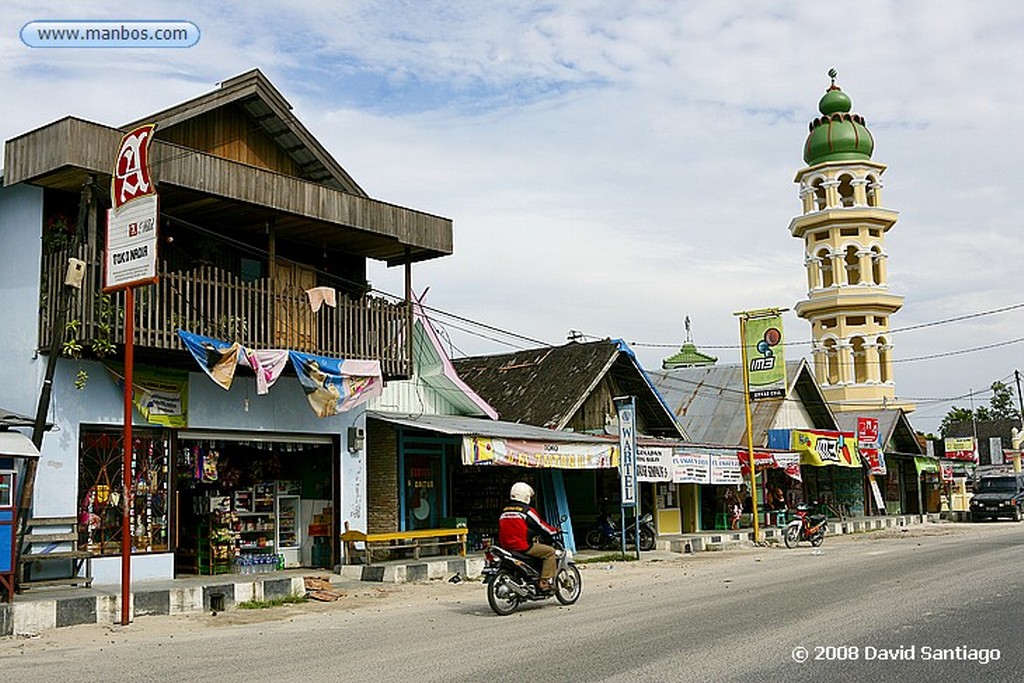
[970,473,1024,522]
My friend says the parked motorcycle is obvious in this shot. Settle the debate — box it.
[483,530,582,616]
[585,511,657,551]
[784,502,827,548]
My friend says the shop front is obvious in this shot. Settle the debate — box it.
[76,426,339,579]
[773,429,866,518]
[367,413,621,552]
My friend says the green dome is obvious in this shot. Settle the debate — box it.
[803,72,874,165]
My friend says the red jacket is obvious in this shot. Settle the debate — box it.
[498,500,558,551]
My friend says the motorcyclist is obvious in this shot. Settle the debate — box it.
[498,482,558,591]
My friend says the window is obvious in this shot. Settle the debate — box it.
[812,179,827,211]
[851,337,868,384]
[838,174,855,207]
[78,429,170,555]
[818,249,834,287]
[877,337,891,383]
[845,246,861,285]
[824,339,840,384]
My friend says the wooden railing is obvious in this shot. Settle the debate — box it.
[40,246,413,378]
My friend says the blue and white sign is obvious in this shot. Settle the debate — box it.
[614,396,637,507]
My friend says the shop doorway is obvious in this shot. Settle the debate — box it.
[174,434,336,575]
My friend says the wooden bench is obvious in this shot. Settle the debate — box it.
[17,517,93,591]
[340,527,468,566]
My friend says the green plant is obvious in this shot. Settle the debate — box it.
[576,553,639,564]
[237,593,308,609]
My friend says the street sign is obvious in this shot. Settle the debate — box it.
[614,396,637,507]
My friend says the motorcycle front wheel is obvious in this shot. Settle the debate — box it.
[486,569,521,616]
[585,528,605,550]
[639,527,656,552]
[784,524,801,548]
[554,564,582,605]
[810,527,825,547]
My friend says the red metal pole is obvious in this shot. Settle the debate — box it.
[121,286,134,626]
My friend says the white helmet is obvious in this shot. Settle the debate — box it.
[510,482,534,504]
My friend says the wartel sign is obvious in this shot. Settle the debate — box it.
[105,123,159,291]
[614,396,637,507]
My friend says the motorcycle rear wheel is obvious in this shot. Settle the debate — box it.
[486,569,521,616]
[639,527,656,552]
[554,564,582,605]
[784,524,801,548]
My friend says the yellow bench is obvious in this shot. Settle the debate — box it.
[340,527,468,565]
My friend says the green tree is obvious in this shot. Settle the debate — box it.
[939,381,1022,436]
[988,381,1020,420]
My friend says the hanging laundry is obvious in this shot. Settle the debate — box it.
[177,329,242,390]
[289,351,382,417]
[239,347,290,395]
[305,286,337,313]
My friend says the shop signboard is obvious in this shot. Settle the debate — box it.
[791,429,861,468]
[940,462,955,482]
[710,452,743,485]
[105,123,159,292]
[637,446,673,482]
[672,451,711,484]
[943,436,977,462]
[461,437,618,469]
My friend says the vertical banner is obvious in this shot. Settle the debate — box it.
[743,312,786,400]
[857,416,886,476]
[614,396,637,507]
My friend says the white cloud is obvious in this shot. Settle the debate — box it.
[4,1,1024,435]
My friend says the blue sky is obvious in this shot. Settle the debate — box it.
[4,1,1024,435]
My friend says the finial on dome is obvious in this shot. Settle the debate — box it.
[827,68,839,91]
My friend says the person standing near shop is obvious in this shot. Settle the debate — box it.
[498,482,559,591]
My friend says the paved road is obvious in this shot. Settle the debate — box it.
[3,522,1022,682]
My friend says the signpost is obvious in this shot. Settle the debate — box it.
[735,308,787,543]
[105,124,159,626]
[614,396,639,557]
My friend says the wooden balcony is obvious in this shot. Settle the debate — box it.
[40,246,413,379]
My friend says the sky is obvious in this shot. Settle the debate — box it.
[3,1,1024,436]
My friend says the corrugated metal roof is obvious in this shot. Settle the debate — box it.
[835,409,924,455]
[367,411,613,443]
[647,359,835,447]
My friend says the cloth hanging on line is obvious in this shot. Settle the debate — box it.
[177,329,241,390]
[289,351,382,418]
[305,286,337,313]
[240,347,290,395]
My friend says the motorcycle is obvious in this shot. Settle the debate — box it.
[784,502,827,548]
[585,511,657,551]
[483,530,582,616]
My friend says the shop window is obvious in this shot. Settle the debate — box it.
[78,429,170,556]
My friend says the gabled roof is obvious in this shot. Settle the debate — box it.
[124,69,365,195]
[835,410,923,456]
[451,339,685,438]
[647,358,837,448]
